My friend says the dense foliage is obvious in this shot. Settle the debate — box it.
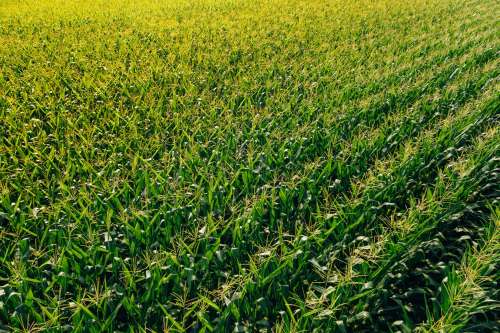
[0,0,498,331]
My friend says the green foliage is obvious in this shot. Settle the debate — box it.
[0,0,498,331]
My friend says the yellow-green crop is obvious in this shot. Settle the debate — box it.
[0,0,499,331]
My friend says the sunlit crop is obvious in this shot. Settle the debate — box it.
[0,0,498,331]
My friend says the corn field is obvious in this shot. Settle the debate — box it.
[0,0,499,332]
